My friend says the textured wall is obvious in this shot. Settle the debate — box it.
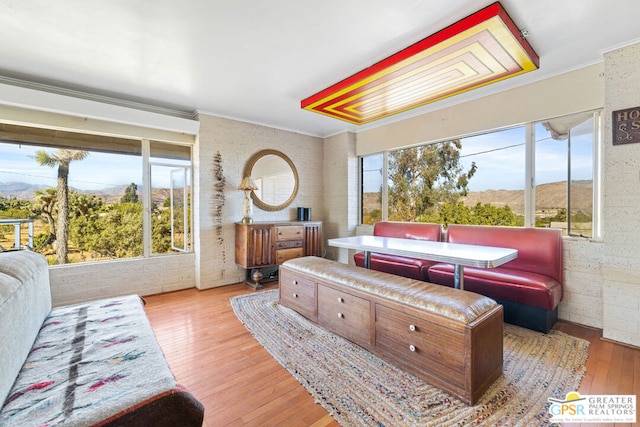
[49,254,196,307]
[322,132,357,263]
[559,239,604,328]
[195,114,324,289]
[602,42,640,346]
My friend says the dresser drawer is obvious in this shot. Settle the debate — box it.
[276,225,303,241]
[276,239,303,249]
[279,270,316,320]
[276,247,304,264]
[318,284,371,348]
[375,304,465,385]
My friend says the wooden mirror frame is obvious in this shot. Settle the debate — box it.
[243,149,299,211]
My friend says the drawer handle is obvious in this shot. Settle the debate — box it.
[292,293,298,298]
[293,280,298,285]
[409,324,416,332]
[337,297,343,303]
[409,344,416,352]
[337,312,344,319]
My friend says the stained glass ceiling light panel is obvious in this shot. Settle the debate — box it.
[301,2,539,125]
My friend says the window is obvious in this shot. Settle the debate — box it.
[360,110,602,237]
[360,154,383,225]
[0,123,193,264]
[457,127,526,226]
[535,111,599,237]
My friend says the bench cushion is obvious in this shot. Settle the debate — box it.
[283,256,498,324]
[428,264,562,310]
[446,224,563,285]
[353,252,433,280]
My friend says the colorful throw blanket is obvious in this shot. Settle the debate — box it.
[0,295,202,427]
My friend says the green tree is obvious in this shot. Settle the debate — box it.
[68,191,104,256]
[32,149,89,264]
[425,201,472,226]
[420,201,519,227]
[0,196,34,216]
[387,141,476,221]
[121,182,139,203]
[33,188,58,244]
[470,203,518,226]
[83,202,143,259]
[152,200,172,253]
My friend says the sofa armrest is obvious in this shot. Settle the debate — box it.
[0,251,52,404]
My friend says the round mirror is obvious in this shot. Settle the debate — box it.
[243,149,298,211]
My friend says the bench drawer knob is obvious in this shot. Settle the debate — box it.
[293,280,298,285]
[337,312,344,319]
[337,297,343,303]
[292,293,298,298]
[409,344,416,352]
[409,324,416,331]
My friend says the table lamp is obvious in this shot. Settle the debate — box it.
[238,176,258,224]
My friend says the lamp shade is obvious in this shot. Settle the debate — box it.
[238,176,258,191]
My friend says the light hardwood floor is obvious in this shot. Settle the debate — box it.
[144,283,639,427]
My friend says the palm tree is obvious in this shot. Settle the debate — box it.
[33,149,89,264]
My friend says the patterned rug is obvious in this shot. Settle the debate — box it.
[230,290,589,426]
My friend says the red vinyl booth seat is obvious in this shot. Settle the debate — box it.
[353,221,442,282]
[428,224,563,332]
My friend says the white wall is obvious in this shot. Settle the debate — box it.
[195,114,324,289]
[602,42,640,346]
[49,252,196,307]
[322,132,358,263]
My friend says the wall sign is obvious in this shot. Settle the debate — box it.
[613,106,640,145]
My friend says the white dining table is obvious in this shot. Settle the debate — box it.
[327,235,518,290]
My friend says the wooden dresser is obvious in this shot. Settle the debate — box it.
[235,221,323,288]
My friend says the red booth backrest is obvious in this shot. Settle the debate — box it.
[373,221,442,241]
[446,224,563,284]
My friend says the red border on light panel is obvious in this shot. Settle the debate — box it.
[301,2,539,125]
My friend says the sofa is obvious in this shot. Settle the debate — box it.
[353,221,442,281]
[428,224,563,333]
[0,250,204,426]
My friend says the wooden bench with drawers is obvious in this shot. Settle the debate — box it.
[279,256,504,405]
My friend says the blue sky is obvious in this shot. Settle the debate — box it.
[0,143,142,190]
[363,123,593,192]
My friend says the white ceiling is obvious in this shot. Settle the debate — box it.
[1,0,639,137]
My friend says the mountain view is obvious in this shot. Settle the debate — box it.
[362,180,593,217]
[0,182,170,205]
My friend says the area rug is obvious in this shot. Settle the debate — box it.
[230,290,589,426]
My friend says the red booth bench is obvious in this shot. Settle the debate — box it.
[353,222,563,333]
[428,224,563,333]
[353,221,442,281]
